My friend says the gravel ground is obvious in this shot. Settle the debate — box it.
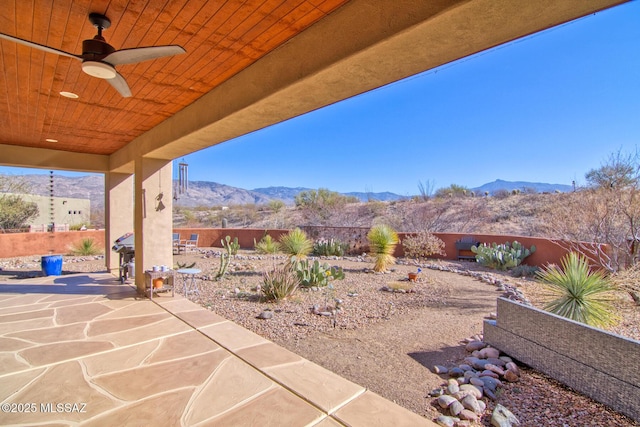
[1,250,638,426]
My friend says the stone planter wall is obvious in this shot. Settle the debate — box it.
[484,298,640,421]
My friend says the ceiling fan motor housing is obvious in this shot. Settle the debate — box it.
[82,38,115,59]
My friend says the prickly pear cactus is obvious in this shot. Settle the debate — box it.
[471,241,535,270]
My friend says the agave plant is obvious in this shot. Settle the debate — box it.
[278,228,313,259]
[70,238,102,256]
[367,224,399,272]
[254,234,280,254]
[537,252,618,328]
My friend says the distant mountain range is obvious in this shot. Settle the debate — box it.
[471,179,573,195]
[2,174,572,208]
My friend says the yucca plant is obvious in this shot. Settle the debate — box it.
[254,234,280,254]
[367,224,399,272]
[537,252,619,328]
[278,228,313,259]
[261,264,300,301]
[70,238,102,256]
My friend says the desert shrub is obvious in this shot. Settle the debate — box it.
[268,200,285,213]
[313,238,349,257]
[292,258,345,288]
[610,263,640,305]
[254,234,280,254]
[537,252,619,328]
[294,188,358,225]
[70,238,102,256]
[279,228,313,259]
[471,241,535,271]
[510,264,540,278]
[434,184,470,198]
[402,230,446,260]
[261,264,300,301]
[367,224,399,272]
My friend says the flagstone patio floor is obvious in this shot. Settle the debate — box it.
[0,272,436,426]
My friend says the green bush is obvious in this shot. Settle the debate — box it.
[292,257,345,288]
[313,238,349,257]
[367,224,399,272]
[70,238,102,256]
[261,264,300,301]
[278,228,313,259]
[254,234,280,254]
[537,252,618,328]
[471,241,535,270]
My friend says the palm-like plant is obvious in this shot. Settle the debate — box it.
[278,228,313,259]
[367,224,399,272]
[537,252,618,328]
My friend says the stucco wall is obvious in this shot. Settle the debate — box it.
[484,298,640,421]
[0,227,601,269]
[0,230,105,258]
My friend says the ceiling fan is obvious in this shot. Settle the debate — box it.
[0,13,186,98]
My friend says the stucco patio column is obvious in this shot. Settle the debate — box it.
[133,158,173,293]
[105,172,134,275]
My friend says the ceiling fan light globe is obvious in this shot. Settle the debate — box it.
[82,61,116,79]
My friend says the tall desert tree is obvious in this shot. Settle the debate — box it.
[585,148,640,190]
[542,148,640,272]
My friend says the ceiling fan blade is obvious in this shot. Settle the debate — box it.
[103,45,185,66]
[0,32,81,60]
[107,71,132,98]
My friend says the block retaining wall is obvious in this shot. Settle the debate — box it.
[484,298,640,421]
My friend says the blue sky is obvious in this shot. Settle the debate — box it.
[2,1,639,197]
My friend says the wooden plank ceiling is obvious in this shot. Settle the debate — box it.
[0,0,349,156]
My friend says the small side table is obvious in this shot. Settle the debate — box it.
[144,270,175,300]
[177,268,201,297]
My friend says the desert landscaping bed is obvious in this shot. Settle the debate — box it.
[1,251,638,426]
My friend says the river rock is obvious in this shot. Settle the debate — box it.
[459,409,479,422]
[449,367,465,377]
[435,415,458,427]
[485,364,505,376]
[479,347,501,359]
[469,377,485,387]
[491,404,520,427]
[461,394,482,414]
[449,400,464,416]
[433,365,449,374]
[504,369,519,382]
[487,357,506,367]
[438,395,458,409]
[446,380,460,394]
[505,362,520,376]
[465,340,487,351]
[459,384,483,399]
[257,310,273,319]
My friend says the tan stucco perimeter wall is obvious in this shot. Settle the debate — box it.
[0,230,106,258]
[176,228,591,268]
[0,228,600,268]
[484,298,640,421]
[174,228,290,250]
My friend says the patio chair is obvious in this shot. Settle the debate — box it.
[173,233,185,254]
[183,234,199,252]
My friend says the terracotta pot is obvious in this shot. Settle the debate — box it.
[153,278,164,289]
[408,272,419,282]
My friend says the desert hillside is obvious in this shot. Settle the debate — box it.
[174,192,563,237]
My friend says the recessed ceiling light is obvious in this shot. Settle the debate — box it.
[60,91,79,99]
[45,138,58,143]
